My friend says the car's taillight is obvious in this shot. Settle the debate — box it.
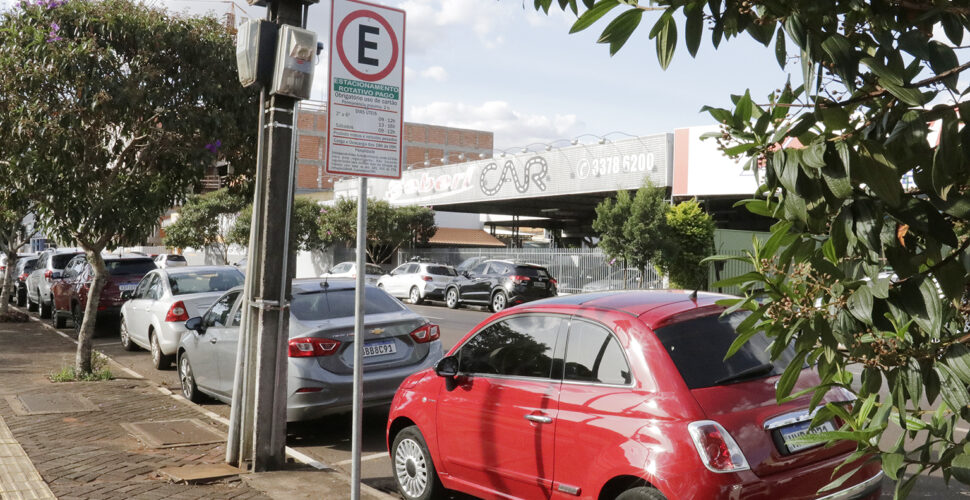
[687,421,750,473]
[409,324,440,343]
[420,275,433,282]
[509,275,530,284]
[19,273,28,280]
[165,301,189,322]
[549,278,557,285]
[44,270,54,281]
[288,337,341,357]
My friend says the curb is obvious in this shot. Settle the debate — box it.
[15,306,398,500]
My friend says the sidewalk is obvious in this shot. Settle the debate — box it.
[0,310,393,500]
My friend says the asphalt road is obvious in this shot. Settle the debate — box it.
[31,300,970,499]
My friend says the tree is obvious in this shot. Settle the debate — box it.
[592,189,634,266]
[164,189,248,264]
[0,0,258,374]
[229,198,325,252]
[657,199,715,290]
[0,186,36,317]
[319,198,437,264]
[535,0,970,491]
[624,183,668,282]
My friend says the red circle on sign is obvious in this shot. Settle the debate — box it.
[335,10,399,82]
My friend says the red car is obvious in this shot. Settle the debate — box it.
[386,290,883,500]
[52,255,156,331]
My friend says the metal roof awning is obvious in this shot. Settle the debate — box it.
[428,227,505,247]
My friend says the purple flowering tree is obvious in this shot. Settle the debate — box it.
[0,0,257,374]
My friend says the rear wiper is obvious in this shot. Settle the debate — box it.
[714,362,774,385]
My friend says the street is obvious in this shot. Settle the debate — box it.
[64,301,491,496]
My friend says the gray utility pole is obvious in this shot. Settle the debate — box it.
[226,0,308,472]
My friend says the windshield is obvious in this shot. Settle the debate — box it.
[51,253,81,268]
[106,259,156,276]
[654,311,798,389]
[427,265,456,276]
[514,266,550,278]
[166,255,186,262]
[168,270,244,295]
[291,287,405,321]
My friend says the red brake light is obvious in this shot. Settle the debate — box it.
[549,278,557,285]
[165,301,189,322]
[44,270,54,280]
[687,421,750,473]
[288,337,341,357]
[421,275,433,282]
[509,275,530,284]
[409,324,440,344]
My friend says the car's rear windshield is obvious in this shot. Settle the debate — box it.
[427,266,456,276]
[105,259,156,276]
[654,311,798,389]
[51,253,81,268]
[166,255,187,262]
[291,288,404,321]
[515,266,550,278]
[19,258,38,273]
[169,270,244,295]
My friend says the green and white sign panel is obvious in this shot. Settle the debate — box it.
[326,0,405,179]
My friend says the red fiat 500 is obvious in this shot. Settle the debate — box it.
[386,290,883,500]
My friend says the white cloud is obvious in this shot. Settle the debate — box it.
[420,66,447,81]
[408,100,584,149]
[394,0,552,52]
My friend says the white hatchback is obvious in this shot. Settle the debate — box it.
[320,261,384,285]
[119,266,244,369]
[377,262,457,305]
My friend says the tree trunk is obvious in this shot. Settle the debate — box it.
[75,247,107,375]
[0,250,16,316]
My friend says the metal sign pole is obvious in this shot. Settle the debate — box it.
[351,177,368,500]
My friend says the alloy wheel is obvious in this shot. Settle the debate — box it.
[151,334,160,366]
[409,287,421,304]
[445,289,458,308]
[394,438,428,498]
[491,291,507,312]
[179,355,197,402]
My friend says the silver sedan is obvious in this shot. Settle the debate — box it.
[119,266,245,369]
[176,278,443,421]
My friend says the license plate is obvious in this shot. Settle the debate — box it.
[119,283,137,292]
[363,341,396,357]
[780,420,835,453]
[534,281,546,288]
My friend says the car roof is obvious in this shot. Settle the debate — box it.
[162,265,240,275]
[292,277,375,293]
[517,289,734,328]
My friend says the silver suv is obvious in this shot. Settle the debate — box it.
[377,261,457,305]
[26,248,84,318]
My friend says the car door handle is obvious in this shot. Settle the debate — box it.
[209,338,218,344]
[524,414,552,424]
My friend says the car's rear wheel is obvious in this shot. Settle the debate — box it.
[616,486,667,500]
[150,332,172,369]
[409,286,423,305]
[26,292,37,312]
[445,288,459,309]
[119,318,137,351]
[178,353,203,403]
[39,296,52,319]
[16,288,26,307]
[490,290,508,312]
[392,426,444,500]
[52,308,66,329]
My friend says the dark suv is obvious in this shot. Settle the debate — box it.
[444,260,557,312]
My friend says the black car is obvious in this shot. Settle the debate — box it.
[444,260,557,312]
[11,255,38,306]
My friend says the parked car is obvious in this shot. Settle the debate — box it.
[320,261,384,285]
[120,266,244,369]
[153,253,188,268]
[378,262,457,304]
[12,255,39,306]
[444,260,557,312]
[2,253,33,303]
[455,256,487,273]
[50,254,88,328]
[581,267,660,292]
[26,248,84,318]
[61,255,157,332]
[177,278,442,421]
[386,290,883,500]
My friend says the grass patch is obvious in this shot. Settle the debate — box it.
[49,352,113,382]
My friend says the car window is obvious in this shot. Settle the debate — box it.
[514,266,550,278]
[168,270,244,295]
[654,311,799,389]
[290,287,405,321]
[330,263,352,274]
[147,275,164,300]
[405,264,420,274]
[470,263,488,275]
[51,253,80,269]
[133,274,155,299]
[204,291,240,328]
[458,315,563,379]
[426,265,456,277]
[105,259,156,276]
[391,264,408,275]
[564,320,631,385]
[166,254,186,262]
[366,264,384,275]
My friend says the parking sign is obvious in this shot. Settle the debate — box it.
[326,0,405,179]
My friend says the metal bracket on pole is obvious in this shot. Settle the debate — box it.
[264,122,294,129]
[265,107,294,114]
[250,299,290,311]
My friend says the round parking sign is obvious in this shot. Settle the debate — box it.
[335,10,399,82]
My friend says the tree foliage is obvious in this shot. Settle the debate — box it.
[658,199,715,289]
[319,198,437,264]
[537,0,970,492]
[0,0,257,373]
[229,198,326,253]
[164,188,247,264]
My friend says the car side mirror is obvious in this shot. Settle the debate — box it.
[185,316,205,333]
[121,290,133,300]
[461,271,470,278]
[434,355,459,378]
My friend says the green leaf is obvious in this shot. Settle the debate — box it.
[685,3,702,57]
[857,143,902,208]
[774,26,786,69]
[918,276,943,338]
[928,41,959,91]
[820,106,850,130]
[650,10,675,66]
[847,285,873,324]
[599,8,643,56]
[943,343,970,385]
[570,0,620,34]
[953,453,970,485]
[860,56,903,86]
[882,452,904,481]
[942,13,964,46]
[734,89,753,123]
[802,141,826,168]
[821,34,857,85]
[776,351,808,399]
[936,364,970,413]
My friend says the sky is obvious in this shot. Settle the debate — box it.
[2,0,795,151]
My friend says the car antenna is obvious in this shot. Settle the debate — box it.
[321,276,329,289]
[690,289,698,303]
